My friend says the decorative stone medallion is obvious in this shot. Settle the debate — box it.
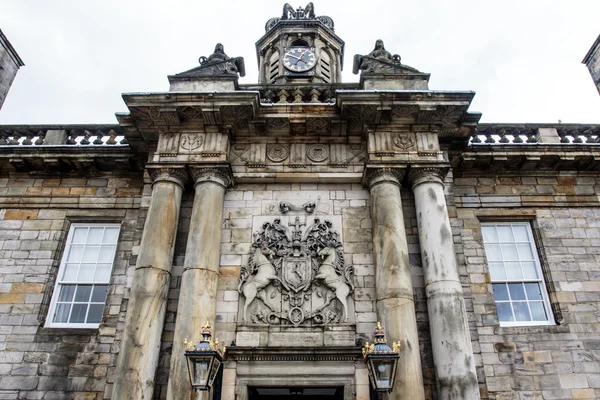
[393,133,414,150]
[238,215,354,326]
[267,144,289,162]
[307,144,329,162]
[180,133,204,150]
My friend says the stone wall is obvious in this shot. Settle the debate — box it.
[0,173,143,399]
[454,172,600,399]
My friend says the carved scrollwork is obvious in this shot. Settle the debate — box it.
[393,133,415,150]
[190,167,233,188]
[407,167,449,189]
[266,144,289,162]
[148,167,189,188]
[307,144,329,162]
[238,216,353,326]
[363,167,405,191]
[279,201,316,214]
[180,134,204,150]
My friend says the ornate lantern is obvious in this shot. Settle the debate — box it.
[184,322,226,391]
[362,322,401,393]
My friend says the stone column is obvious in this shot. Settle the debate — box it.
[167,167,232,400]
[112,167,187,400]
[409,167,479,399]
[366,168,425,400]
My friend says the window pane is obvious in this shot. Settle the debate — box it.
[521,262,538,279]
[488,262,506,280]
[88,228,104,244]
[74,285,92,302]
[78,264,95,281]
[497,226,514,242]
[485,244,502,261]
[69,304,88,323]
[508,283,526,300]
[512,225,529,242]
[53,303,71,323]
[91,285,108,303]
[492,283,509,301]
[58,285,76,302]
[62,264,79,281]
[94,264,112,282]
[530,302,548,321]
[67,245,84,263]
[482,226,498,243]
[496,302,513,322]
[72,227,88,244]
[513,302,531,321]
[525,283,543,300]
[82,246,100,263]
[501,244,518,261]
[86,304,104,323]
[98,246,116,263]
[103,228,119,244]
[505,262,523,280]
[517,244,534,261]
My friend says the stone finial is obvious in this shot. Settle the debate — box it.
[265,3,334,32]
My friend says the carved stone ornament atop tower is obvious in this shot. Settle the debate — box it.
[353,39,420,75]
[238,216,354,326]
[173,43,246,78]
[265,3,334,32]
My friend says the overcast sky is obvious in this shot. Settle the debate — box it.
[1,0,599,125]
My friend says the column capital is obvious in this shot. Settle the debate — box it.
[408,167,449,190]
[190,165,233,189]
[147,166,188,188]
[363,167,406,191]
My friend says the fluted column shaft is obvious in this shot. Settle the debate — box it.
[367,169,425,400]
[167,167,232,400]
[409,168,479,399]
[112,167,187,400]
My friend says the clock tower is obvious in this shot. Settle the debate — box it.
[256,3,344,84]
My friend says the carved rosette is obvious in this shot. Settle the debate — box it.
[407,167,449,190]
[266,144,289,162]
[148,167,189,188]
[238,216,354,326]
[363,167,405,191]
[190,167,233,189]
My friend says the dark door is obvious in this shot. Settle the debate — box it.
[248,387,344,400]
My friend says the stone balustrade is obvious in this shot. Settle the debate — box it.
[471,124,600,145]
[0,125,127,146]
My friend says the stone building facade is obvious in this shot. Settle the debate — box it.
[0,29,24,111]
[0,6,599,400]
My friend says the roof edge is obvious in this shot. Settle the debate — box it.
[582,34,600,64]
[0,29,24,67]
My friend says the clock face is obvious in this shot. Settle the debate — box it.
[283,47,316,73]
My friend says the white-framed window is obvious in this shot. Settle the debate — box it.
[481,222,554,327]
[46,223,120,328]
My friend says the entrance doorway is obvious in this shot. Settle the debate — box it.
[248,387,344,400]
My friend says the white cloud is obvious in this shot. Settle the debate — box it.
[1,0,599,124]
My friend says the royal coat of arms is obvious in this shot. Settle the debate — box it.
[238,215,354,326]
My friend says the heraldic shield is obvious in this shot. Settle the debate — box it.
[238,215,355,326]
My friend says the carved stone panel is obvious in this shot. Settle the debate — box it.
[238,215,354,327]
